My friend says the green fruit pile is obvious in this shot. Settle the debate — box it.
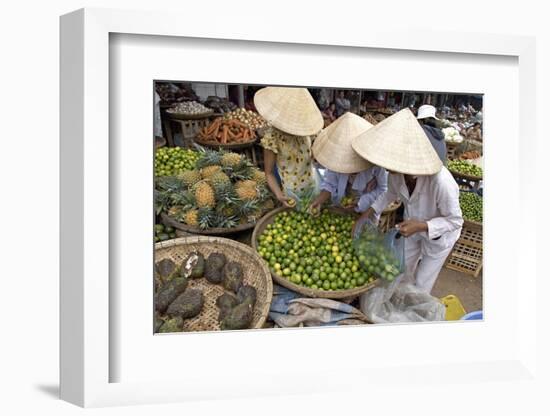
[353,226,402,282]
[155,147,200,177]
[459,192,483,222]
[155,223,176,242]
[448,160,483,178]
[256,210,376,291]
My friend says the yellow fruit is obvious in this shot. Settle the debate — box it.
[208,171,231,189]
[200,165,222,179]
[177,170,201,188]
[184,209,199,226]
[221,152,242,167]
[195,181,216,208]
[287,199,296,207]
[235,180,258,201]
[251,168,267,185]
[168,205,184,218]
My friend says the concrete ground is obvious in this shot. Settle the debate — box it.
[432,268,483,313]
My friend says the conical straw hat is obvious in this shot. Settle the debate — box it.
[254,87,323,136]
[351,108,442,175]
[312,112,374,173]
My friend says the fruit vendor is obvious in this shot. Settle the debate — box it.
[254,87,324,208]
[352,108,463,293]
[310,112,388,215]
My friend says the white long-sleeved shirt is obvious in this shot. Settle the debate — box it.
[371,167,463,255]
[320,167,388,213]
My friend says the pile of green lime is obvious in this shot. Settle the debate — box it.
[155,223,176,242]
[353,226,402,281]
[256,209,376,291]
[459,191,483,222]
[448,160,483,178]
[155,147,200,177]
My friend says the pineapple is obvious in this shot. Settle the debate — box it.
[251,168,267,186]
[178,170,201,188]
[221,152,243,167]
[184,209,199,226]
[208,171,231,189]
[168,205,185,219]
[235,180,258,201]
[195,148,223,169]
[200,165,222,179]
[194,181,216,208]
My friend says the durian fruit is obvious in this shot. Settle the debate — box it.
[156,258,179,282]
[178,170,202,188]
[158,316,184,333]
[208,171,231,190]
[166,288,204,319]
[216,292,239,321]
[200,165,222,179]
[194,181,216,208]
[181,251,205,279]
[251,168,267,186]
[155,276,188,313]
[235,180,259,201]
[237,285,257,307]
[222,261,244,293]
[221,152,243,168]
[184,209,199,226]
[220,302,253,330]
[205,252,227,284]
[154,312,164,333]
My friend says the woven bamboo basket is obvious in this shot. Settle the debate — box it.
[251,207,379,299]
[161,213,259,236]
[378,200,402,233]
[445,219,483,277]
[155,236,273,331]
[193,137,258,150]
[166,110,214,120]
[448,168,483,182]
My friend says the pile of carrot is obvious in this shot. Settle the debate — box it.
[197,117,256,144]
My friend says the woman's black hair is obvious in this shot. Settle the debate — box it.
[473,122,481,127]
[421,117,438,127]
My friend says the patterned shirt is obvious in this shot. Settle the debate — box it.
[260,127,318,193]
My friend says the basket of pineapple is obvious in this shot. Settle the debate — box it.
[155,149,276,236]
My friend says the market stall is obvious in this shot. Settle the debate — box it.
[153,82,484,331]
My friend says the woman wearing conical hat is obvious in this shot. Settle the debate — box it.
[310,112,388,215]
[352,108,464,294]
[255,87,323,207]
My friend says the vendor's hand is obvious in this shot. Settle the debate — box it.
[366,178,377,193]
[309,198,322,216]
[277,195,294,209]
[397,220,428,237]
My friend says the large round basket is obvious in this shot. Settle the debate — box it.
[166,110,215,120]
[193,137,258,150]
[448,168,483,182]
[155,236,273,331]
[251,207,379,299]
[161,213,258,236]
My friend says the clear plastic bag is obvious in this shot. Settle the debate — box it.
[353,222,405,282]
[360,275,446,323]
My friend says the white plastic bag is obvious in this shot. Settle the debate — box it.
[360,275,446,323]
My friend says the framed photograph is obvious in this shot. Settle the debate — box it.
[60,7,538,408]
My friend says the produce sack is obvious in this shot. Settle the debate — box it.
[353,222,404,282]
[269,285,369,327]
[359,276,446,324]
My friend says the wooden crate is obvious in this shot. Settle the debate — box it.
[445,219,483,277]
[446,142,459,160]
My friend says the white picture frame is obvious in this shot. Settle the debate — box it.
[60,7,539,408]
